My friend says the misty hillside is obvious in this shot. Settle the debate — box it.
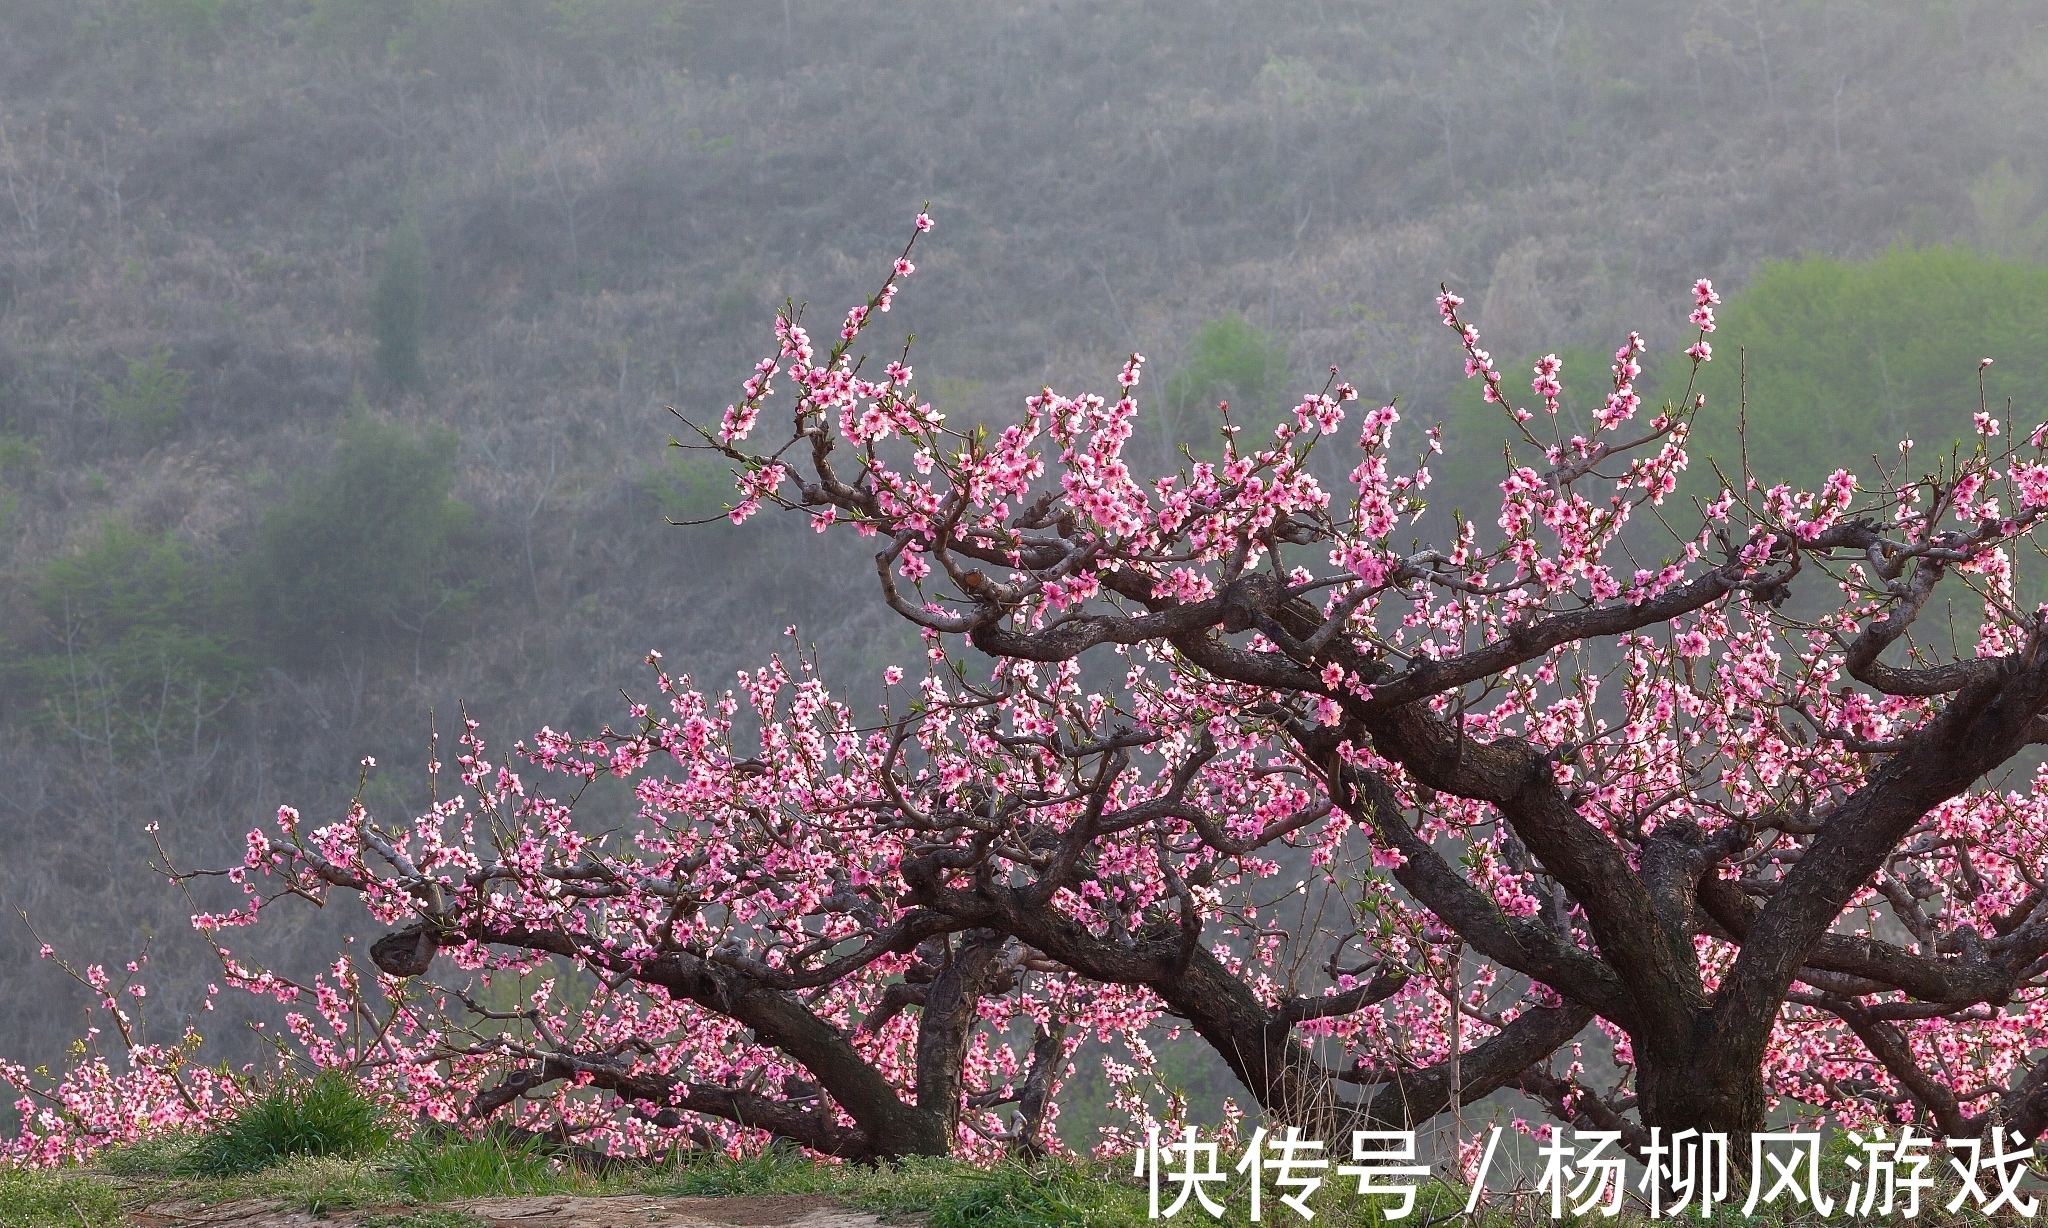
[4,0,2048,1097]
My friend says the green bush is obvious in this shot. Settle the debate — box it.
[0,1165,124,1228]
[1668,244,2048,497]
[372,217,430,390]
[245,414,475,666]
[1435,246,2048,553]
[10,520,249,754]
[183,1070,392,1176]
[0,433,40,477]
[1164,314,1290,450]
[95,344,190,446]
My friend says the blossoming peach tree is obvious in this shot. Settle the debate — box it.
[13,212,2048,1167]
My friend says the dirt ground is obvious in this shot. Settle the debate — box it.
[123,1193,887,1228]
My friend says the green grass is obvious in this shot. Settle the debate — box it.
[643,1144,839,1197]
[31,1138,2008,1228]
[93,1129,199,1175]
[359,1212,491,1228]
[48,1120,2028,1228]
[181,1069,393,1176]
[643,1151,1154,1227]
[392,1131,595,1201]
[0,1166,123,1228]
[922,1162,1150,1228]
[258,1152,415,1215]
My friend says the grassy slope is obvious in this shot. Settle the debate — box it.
[0,1066,2008,1227]
[3,1137,2013,1228]
[4,1139,1260,1228]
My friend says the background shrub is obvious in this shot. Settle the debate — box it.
[245,415,474,668]
[94,345,190,447]
[10,520,248,755]
[371,218,430,391]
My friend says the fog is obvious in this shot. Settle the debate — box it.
[2,0,2044,1122]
